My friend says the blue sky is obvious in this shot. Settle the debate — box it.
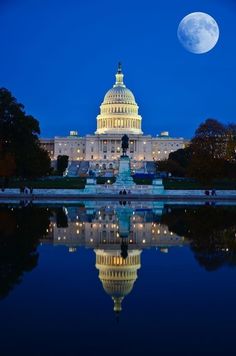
[0,0,235,138]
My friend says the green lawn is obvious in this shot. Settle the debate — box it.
[1,177,86,189]
[163,178,236,190]
[1,177,236,190]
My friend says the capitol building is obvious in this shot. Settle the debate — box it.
[40,64,186,175]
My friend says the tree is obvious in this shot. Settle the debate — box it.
[191,118,227,159]
[57,155,69,176]
[187,119,236,182]
[169,147,193,169]
[187,156,226,183]
[0,153,16,188]
[157,146,193,177]
[0,88,51,178]
[158,159,186,177]
[158,119,236,182]
[226,123,236,162]
[16,144,52,178]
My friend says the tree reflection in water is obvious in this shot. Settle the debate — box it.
[0,205,51,299]
[161,205,236,271]
[1,203,236,302]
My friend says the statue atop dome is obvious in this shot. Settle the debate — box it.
[117,61,122,73]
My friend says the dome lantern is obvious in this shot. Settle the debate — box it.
[114,62,125,88]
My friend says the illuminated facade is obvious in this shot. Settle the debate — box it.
[40,64,187,174]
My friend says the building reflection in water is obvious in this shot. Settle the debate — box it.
[44,202,186,313]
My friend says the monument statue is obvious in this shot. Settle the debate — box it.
[121,134,129,156]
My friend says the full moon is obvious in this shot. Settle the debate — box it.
[177,12,219,54]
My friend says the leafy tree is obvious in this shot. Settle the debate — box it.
[169,147,193,169]
[188,119,236,182]
[16,143,52,178]
[0,153,16,188]
[0,88,51,178]
[187,156,226,183]
[158,159,186,177]
[226,123,236,161]
[158,147,194,177]
[191,118,227,159]
[57,155,69,176]
[157,119,236,182]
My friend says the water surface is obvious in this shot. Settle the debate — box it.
[0,201,236,355]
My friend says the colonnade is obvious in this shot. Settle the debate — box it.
[97,118,141,130]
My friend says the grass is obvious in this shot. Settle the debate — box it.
[163,178,236,190]
[1,177,236,190]
[1,177,86,189]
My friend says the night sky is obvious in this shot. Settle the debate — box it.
[0,0,235,138]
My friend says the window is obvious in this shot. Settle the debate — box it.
[91,155,93,159]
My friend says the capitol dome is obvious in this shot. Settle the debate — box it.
[95,63,143,135]
[95,249,141,313]
[103,86,135,105]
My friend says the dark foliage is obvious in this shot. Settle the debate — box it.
[161,206,236,271]
[56,155,69,176]
[0,88,51,179]
[56,207,68,228]
[158,118,236,183]
[0,206,51,299]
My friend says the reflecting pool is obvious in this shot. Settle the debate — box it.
[0,201,236,355]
